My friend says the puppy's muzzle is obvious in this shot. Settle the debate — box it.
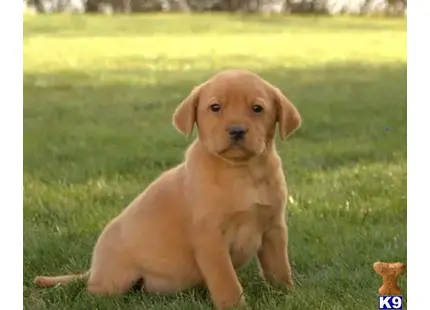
[228,125,248,141]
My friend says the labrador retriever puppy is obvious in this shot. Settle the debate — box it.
[34,69,301,309]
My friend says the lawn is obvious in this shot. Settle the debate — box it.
[23,14,407,309]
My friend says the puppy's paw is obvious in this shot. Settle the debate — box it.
[216,294,247,310]
[283,275,294,289]
[262,272,294,291]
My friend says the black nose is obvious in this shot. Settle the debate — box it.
[228,125,247,141]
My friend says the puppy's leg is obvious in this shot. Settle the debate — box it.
[87,240,139,295]
[193,231,247,310]
[257,223,294,288]
[88,265,137,295]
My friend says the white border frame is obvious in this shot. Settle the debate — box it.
[407,0,429,308]
[1,0,23,308]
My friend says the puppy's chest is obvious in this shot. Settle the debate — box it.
[228,170,285,208]
[215,167,286,268]
[222,207,272,269]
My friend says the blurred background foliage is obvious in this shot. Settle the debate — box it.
[25,0,407,16]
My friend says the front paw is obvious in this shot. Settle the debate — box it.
[216,294,248,310]
[280,272,294,288]
[283,276,294,289]
[264,273,295,291]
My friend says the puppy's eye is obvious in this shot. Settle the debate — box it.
[209,103,221,113]
[252,104,264,113]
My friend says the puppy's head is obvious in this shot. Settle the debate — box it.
[173,69,301,162]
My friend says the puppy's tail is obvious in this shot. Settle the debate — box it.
[34,270,90,288]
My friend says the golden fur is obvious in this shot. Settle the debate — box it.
[34,69,302,309]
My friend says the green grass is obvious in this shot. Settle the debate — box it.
[23,14,407,309]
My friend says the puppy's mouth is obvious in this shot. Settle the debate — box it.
[220,140,246,151]
[217,142,257,160]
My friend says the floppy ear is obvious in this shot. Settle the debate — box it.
[270,85,302,140]
[172,85,202,136]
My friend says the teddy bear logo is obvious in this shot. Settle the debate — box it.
[373,261,406,296]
